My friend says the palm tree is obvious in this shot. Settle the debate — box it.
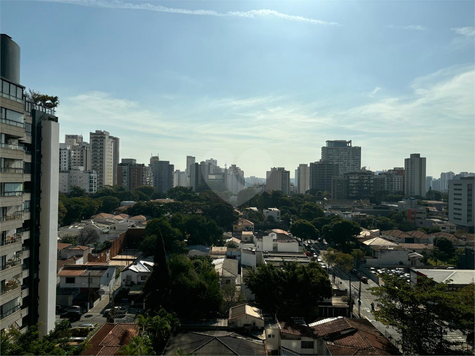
[118,335,154,355]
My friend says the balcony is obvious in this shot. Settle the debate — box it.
[0,280,21,305]
[0,263,22,282]
[21,286,29,298]
[0,305,21,330]
[0,192,23,207]
[0,167,25,183]
[0,211,24,231]
[0,234,22,256]
[0,143,25,160]
[0,118,25,138]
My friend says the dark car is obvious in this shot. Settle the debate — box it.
[360,276,368,284]
[62,310,81,322]
[351,268,358,275]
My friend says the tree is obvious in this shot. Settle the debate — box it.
[69,185,88,198]
[118,335,154,355]
[77,226,100,246]
[321,248,353,280]
[433,236,455,262]
[323,220,361,252]
[134,310,179,353]
[140,235,158,257]
[371,274,473,354]
[97,195,120,213]
[375,216,396,231]
[299,202,324,220]
[134,185,158,200]
[145,217,184,252]
[290,219,319,241]
[58,199,67,226]
[1,320,81,355]
[245,262,331,317]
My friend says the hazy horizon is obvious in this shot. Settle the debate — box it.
[2,0,474,178]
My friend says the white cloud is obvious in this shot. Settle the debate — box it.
[451,27,475,37]
[42,0,339,25]
[57,66,475,176]
[388,24,427,31]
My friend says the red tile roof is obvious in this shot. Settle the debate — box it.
[82,323,138,356]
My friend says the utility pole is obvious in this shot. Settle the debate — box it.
[88,271,91,311]
[358,280,362,317]
[348,274,353,318]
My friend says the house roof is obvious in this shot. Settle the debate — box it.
[92,213,114,220]
[311,317,400,355]
[399,243,433,250]
[124,260,154,273]
[129,215,146,221]
[82,323,138,356]
[211,246,227,255]
[70,245,90,251]
[229,304,263,320]
[163,330,265,355]
[405,230,429,239]
[213,258,238,278]
[234,219,254,226]
[58,243,72,250]
[381,230,410,239]
[58,265,112,278]
[412,269,475,285]
[362,237,397,247]
[279,321,314,338]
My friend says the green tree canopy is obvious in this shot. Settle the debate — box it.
[245,262,331,317]
[371,274,474,354]
[299,202,324,220]
[290,219,319,241]
[145,217,185,252]
[97,195,120,213]
[69,185,88,198]
[323,220,361,252]
[433,236,456,262]
[134,185,158,200]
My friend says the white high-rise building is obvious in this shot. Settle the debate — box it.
[90,130,119,189]
[296,164,310,194]
[440,171,455,192]
[321,140,361,176]
[448,177,474,232]
[226,164,245,195]
[173,170,187,187]
[0,34,58,335]
[404,153,426,197]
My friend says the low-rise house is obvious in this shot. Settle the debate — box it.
[310,317,400,355]
[58,264,120,292]
[213,258,239,287]
[398,243,433,254]
[210,246,228,259]
[241,231,254,243]
[278,320,317,355]
[410,268,475,289]
[233,218,255,233]
[228,304,264,329]
[81,323,138,355]
[264,208,281,222]
[163,330,266,355]
[121,259,154,286]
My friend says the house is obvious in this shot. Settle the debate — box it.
[310,317,400,355]
[58,264,119,292]
[81,323,138,355]
[233,218,255,233]
[228,304,264,329]
[410,268,475,289]
[121,259,154,286]
[213,258,239,287]
[278,320,317,355]
[187,245,210,257]
[210,246,228,259]
[398,243,433,254]
[264,208,281,222]
[163,330,266,355]
[241,231,254,243]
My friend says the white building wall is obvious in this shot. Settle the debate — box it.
[277,241,299,253]
[263,235,274,252]
[38,119,59,336]
[241,249,257,268]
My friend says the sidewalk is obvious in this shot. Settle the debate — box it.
[87,284,122,314]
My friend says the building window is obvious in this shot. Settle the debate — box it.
[301,341,314,349]
[65,277,75,284]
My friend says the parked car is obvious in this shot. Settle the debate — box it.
[360,276,368,284]
[62,311,81,322]
[351,268,358,275]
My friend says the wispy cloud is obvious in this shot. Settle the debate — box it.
[451,27,475,37]
[57,65,474,175]
[42,0,339,25]
[388,24,427,31]
[368,87,382,97]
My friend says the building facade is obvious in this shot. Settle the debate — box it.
[150,155,174,194]
[265,167,290,195]
[309,161,339,193]
[296,164,310,194]
[117,158,147,191]
[0,34,58,335]
[321,140,361,176]
[448,177,474,232]
[90,130,119,189]
[404,153,426,197]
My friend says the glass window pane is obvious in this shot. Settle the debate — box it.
[10,84,15,96]
[2,81,8,94]
[16,87,22,99]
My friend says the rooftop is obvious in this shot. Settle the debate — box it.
[412,268,475,285]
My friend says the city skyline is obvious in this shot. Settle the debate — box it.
[2,0,474,177]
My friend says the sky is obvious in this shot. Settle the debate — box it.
[1,0,474,178]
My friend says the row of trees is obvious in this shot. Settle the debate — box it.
[372,275,474,354]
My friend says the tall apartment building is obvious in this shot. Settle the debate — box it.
[265,167,290,195]
[296,164,310,194]
[426,176,433,192]
[331,170,382,200]
[440,171,455,192]
[448,177,474,232]
[378,171,404,194]
[0,34,58,335]
[225,164,245,195]
[173,170,187,188]
[404,154,426,197]
[59,135,96,194]
[150,155,174,194]
[321,140,361,176]
[189,162,205,191]
[90,130,119,189]
[309,161,339,194]
[117,158,147,191]
[186,156,195,187]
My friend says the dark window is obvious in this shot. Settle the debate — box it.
[301,341,314,349]
[65,277,75,284]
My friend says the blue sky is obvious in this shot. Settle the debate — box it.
[2,0,474,177]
